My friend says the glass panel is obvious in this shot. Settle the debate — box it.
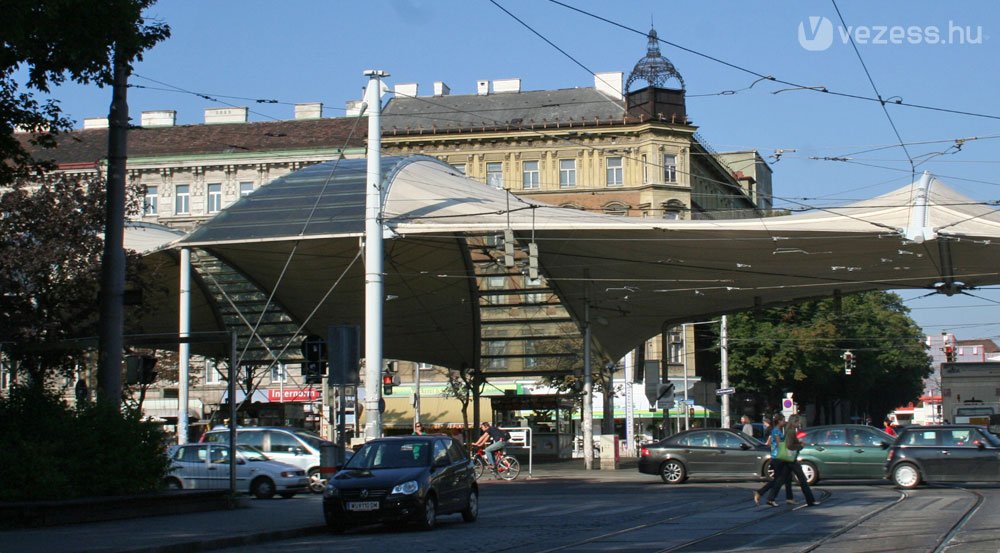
[175,184,190,214]
[207,183,222,213]
[606,157,623,186]
[239,181,254,197]
[268,430,301,453]
[559,159,576,188]
[145,185,158,215]
[486,162,503,189]
[664,154,677,182]
[522,160,539,190]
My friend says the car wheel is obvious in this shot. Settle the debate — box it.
[308,468,326,494]
[417,495,437,530]
[251,477,276,499]
[660,460,686,484]
[279,492,296,499]
[461,488,479,522]
[800,461,819,485]
[892,463,921,489]
[163,477,182,490]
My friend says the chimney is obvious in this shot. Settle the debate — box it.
[204,107,248,124]
[345,100,364,117]
[140,110,176,127]
[594,72,624,100]
[83,117,110,130]
[433,81,450,96]
[395,83,418,98]
[294,102,323,120]
[476,79,489,95]
[492,78,521,94]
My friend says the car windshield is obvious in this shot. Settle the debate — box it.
[237,445,269,461]
[344,440,431,469]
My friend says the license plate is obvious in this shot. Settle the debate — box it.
[346,501,379,512]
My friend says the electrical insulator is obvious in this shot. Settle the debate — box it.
[528,242,539,280]
[504,230,515,267]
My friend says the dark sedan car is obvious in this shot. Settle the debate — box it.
[639,429,771,484]
[323,435,478,531]
[886,425,1000,488]
[797,425,894,484]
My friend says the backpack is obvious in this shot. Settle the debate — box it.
[503,430,512,441]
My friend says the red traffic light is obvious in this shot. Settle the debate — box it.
[382,374,393,385]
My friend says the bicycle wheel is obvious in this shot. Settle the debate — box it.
[472,455,487,480]
[498,456,520,481]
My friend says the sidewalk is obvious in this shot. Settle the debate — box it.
[3,458,639,553]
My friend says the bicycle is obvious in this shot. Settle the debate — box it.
[471,446,520,481]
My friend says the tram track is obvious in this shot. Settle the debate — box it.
[532,483,985,553]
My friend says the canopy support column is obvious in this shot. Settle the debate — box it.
[178,247,191,444]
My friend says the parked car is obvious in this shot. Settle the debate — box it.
[638,429,771,484]
[322,435,478,531]
[796,424,893,484]
[886,424,1000,488]
[202,426,351,493]
[164,443,308,499]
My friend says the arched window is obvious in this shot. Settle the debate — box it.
[662,199,685,220]
[603,202,629,216]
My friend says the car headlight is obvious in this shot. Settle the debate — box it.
[391,480,419,495]
[323,482,339,498]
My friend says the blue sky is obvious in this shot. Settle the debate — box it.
[43,1,1000,341]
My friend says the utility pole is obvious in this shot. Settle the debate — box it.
[97,47,129,405]
[362,69,388,441]
[720,315,730,429]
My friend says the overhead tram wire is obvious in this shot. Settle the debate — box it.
[545,0,1000,123]
[831,0,915,188]
[126,73,997,213]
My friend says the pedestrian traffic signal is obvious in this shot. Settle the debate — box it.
[304,361,325,384]
[382,372,394,395]
[842,350,855,375]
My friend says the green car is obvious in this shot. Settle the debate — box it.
[796,424,894,484]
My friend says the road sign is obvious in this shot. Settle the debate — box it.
[716,387,736,396]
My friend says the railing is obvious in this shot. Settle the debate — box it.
[500,426,533,478]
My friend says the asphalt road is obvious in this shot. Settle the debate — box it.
[212,478,1000,553]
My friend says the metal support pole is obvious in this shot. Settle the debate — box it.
[720,315,730,429]
[583,300,594,469]
[362,69,389,441]
[682,323,690,431]
[624,351,635,453]
[178,247,191,444]
[414,363,421,426]
[97,50,128,405]
[229,331,238,495]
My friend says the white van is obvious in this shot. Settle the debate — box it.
[202,426,350,493]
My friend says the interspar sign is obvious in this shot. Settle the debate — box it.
[268,389,321,402]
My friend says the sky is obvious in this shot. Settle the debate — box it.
[38,0,1000,342]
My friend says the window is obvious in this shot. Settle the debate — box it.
[642,154,649,184]
[239,181,254,197]
[485,341,506,369]
[715,433,745,449]
[144,186,158,215]
[268,430,301,453]
[663,154,677,182]
[522,160,540,190]
[559,159,576,188]
[606,156,623,186]
[271,363,287,383]
[813,428,846,446]
[175,184,190,214]
[207,183,222,213]
[452,163,466,175]
[204,360,221,384]
[486,162,503,189]
[525,276,545,304]
[604,202,628,216]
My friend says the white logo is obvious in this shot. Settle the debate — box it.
[798,16,834,51]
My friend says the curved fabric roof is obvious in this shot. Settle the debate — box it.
[136,157,1000,368]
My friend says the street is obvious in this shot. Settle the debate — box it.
[212,478,1000,553]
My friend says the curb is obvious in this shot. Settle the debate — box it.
[110,525,329,553]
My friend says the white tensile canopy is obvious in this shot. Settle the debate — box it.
[135,156,1000,369]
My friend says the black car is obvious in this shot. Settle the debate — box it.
[638,429,771,484]
[886,425,1000,488]
[322,435,478,531]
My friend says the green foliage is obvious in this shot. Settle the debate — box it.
[1,0,169,185]
[0,385,171,501]
[726,291,932,417]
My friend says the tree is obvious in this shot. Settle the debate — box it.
[1,0,169,186]
[725,291,932,424]
[0,175,160,388]
[442,365,484,444]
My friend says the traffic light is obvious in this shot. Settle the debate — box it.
[843,350,855,375]
[943,344,956,363]
[382,371,394,395]
[302,334,326,384]
[304,361,325,384]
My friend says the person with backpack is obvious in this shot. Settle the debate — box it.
[471,421,509,472]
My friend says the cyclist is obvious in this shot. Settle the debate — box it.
[471,421,508,472]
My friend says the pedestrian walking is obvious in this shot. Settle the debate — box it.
[753,413,793,505]
[883,417,897,437]
[766,415,819,507]
[740,415,754,437]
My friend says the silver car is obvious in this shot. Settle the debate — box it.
[203,426,351,493]
[165,444,309,499]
